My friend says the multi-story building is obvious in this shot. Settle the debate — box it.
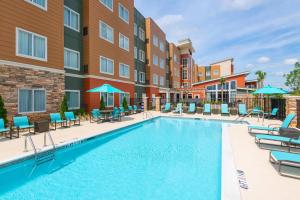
[83,0,135,111]
[0,0,65,120]
[133,8,146,103]
[169,43,181,100]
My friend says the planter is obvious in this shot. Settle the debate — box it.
[197,107,203,114]
[212,108,220,115]
[230,108,238,115]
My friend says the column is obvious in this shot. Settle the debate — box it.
[155,97,161,111]
[143,97,148,112]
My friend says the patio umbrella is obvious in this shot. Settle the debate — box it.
[87,84,125,93]
[252,85,288,95]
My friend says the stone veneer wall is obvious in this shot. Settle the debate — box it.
[0,64,65,122]
[285,96,300,128]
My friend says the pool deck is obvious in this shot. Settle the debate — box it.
[0,111,299,199]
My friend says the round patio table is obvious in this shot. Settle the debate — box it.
[100,110,113,122]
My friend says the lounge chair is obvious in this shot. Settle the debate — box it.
[161,103,171,113]
[50,113,66,130]
[248,113,296,134]
[255,134,300,149]
[203,104,211,115]
[119,107,125,116]
[221,104,230,116]
[173,103,183,114]
[238,104,248,116]
[64,112,80,127]
[90,109,104,123]
[264,108,279,119]
[133,105,141,113]
[13,116,35,136]
[128,106,133,115]
[188,103,196,114]
[270,151,300,178]
[0,118,12,139]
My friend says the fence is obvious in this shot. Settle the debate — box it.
[297,100,300,128]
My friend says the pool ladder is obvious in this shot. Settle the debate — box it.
[143,111,154,119]
[25,131,56,166]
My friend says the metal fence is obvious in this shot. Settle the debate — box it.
[297,100,300,128]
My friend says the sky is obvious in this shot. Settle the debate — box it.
[134,0,300,88]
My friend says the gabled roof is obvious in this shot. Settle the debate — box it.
[210,58,234,65]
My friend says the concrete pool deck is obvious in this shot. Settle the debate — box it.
[0,111,299,199]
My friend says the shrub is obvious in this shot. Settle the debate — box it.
[60,95,68,116]
[0,95,8,125]
[100,96,105,110]
[122,97,128,110]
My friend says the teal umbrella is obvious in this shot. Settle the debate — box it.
[87,84,125,93]
[253,85,288,95]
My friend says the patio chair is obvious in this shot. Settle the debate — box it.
[0,118,12,139]
[248,113,296,134]
[128,106,133,115]
[133,105,141,113]
[173,103,183,114]
[13,116,34,136]
[221,104,230,116]
[111,108,121,121]
[255,134,300,149]
[264,108,279,119]
[64,112,80,127]
[119,106,125,116]
[90,109,104,123]
[50,113,66,130]
[270,151,300,178]
[238,104,248,116]
[161,103,171,113]
[188,103,196,114]
[203,104,211,115]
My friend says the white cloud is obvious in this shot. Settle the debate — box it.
[223,0,264,10]
[257,56,271,63]
[156,14,184,29]
[284,58,298,65]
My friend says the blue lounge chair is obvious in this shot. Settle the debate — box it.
[248,113,296,134]
[128,106,133,114]
[50,113,66,130]
[221,104,230,116]
[13,116,34,135]
[203,104,211,115]
[255,134,300,149]
[188,103,196,114]
[161,103,171,113]
[238,104,248,116]
[64,112,80,127]
[270,151,300,177]
[264,108,279,119]
[90,109,103,123]
[173,103,183,114]
[0,118,12,139]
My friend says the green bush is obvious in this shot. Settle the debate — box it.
[60,95,68,117]
[0,95,8,125]
[122,97,128,110]
[100,96,105,110]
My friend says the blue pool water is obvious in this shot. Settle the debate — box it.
[0,117,222,200]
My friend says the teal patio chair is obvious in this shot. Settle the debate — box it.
[221,104,230,116]
[203,104,211,115]
[264,108,279,119]
[111,108,121,121]
[255,134,300,149]
[0,118,12,139]
[270,151,300,178]
[133,105,141,113]
[119,107,125,116]
[173,103,183,114]
[248,113,296,134]
[161,103,171,113]
[64,112,80,127]
[128,106,133,115]
[90,109,104,123]
[13,116,34,135]
[238,104,248,116]
[188,103,196,114]
[50,113,66,130]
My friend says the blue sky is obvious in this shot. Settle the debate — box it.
[135,0,300,88]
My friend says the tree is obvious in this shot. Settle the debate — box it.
[60,95,68,116]
[255,70,267,88]
[0,95,8,125]
[122,96,128,110]
[220,77,225,103]
[100,96,106,110]
[285,62,300,95]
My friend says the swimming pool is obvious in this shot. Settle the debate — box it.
[0,117,222,200]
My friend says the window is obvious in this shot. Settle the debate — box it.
[159,41,164,52]
[120,93,130,105]
[160,76,165,86]
[100,21,114,43]
[181,58,188,67]
[139,50,145,62]
[16,28,47,61]
[118,3,129,23]
[18,89,46,113]
[64,6,80,32]
[139,72,145,83]
[153,74,158,85]
[64,48,80,70]
[153,35,158,47]
[206,71,211,76]
[134,70,137,82]
[174,54,177,63]
[198,72,203,77]
[134,47,138,59]
[160,58,165,69]
[134,93,137,99]
[119,63,130,78]
[65,90,80,109]
[182,69,188,80]
[231,81,236,89]
[101,93,114,107]
[139,28,145,41]
[100,0,113,11]
[153,55,158,65]
[100,56,114,74]
[134,23,138,36]
[213,70,219,75]
[25,0,47,10]
[119,33,129,51]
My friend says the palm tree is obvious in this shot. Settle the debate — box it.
[220,77,225,103]
[255,70,267,88]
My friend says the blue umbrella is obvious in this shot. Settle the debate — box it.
[87,84,125,93]
[253,85,288,95]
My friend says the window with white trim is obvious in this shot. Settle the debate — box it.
[153,35,158,47]
[25,0,47,10]
[139,50,145,62]
[153,55,158,66]
[160,58,165,69]
[174,54,177,63]
[134,70,137,82]
[100,93,114,107]
[153,74,158,85]
[159,41,164,52]
[16,28,47,61]
[139,72,145,83]
[119,33,129,51]
[119,63,130,78]
[100,56,114,74]
[198,72,203,77]
[64,6,80,32]
[120,93,130,105]
[139,28,145,41]
[18,88,46,113]
[160,76,165,86]
[134,23,138,36]
[213,70,219,75]
[99,21,114,43]
[134,47,138,59]
[182,69,188,80]
[65,90,80,110]
[64,48,80,70]
[100,0,113,11]
[118,3,129,23]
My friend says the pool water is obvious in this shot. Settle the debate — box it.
[0,117,222,200]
